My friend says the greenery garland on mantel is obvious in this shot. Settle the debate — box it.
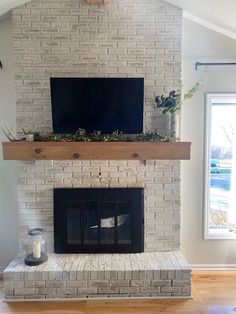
[28,129,177,143]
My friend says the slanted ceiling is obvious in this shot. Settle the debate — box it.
[165,0,236,40]
[0,0,31,17]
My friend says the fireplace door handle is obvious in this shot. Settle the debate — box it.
[80,216,84,244]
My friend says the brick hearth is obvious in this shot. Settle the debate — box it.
[4,252,191,300]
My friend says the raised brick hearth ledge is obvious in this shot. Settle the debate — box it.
[4,251,191,300]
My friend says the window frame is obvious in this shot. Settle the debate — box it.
[204,93,236,240]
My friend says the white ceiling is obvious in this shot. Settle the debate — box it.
[0,0,30,18]
[1,0,236,40]
[165,0,236,40]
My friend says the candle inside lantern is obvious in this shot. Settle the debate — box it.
[25,227,48,266]
[26,134,34,142]
[33,241,41,259]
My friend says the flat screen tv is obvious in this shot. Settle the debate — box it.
[50,77,144,134]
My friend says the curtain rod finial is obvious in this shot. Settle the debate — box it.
[195,62,200,71]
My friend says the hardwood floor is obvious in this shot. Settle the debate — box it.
[0,271,236,314]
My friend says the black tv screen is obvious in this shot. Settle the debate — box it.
[50,77,144,134]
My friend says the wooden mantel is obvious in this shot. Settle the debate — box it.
[2,141,191,161]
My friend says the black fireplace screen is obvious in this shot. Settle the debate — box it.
[54,188,144,253]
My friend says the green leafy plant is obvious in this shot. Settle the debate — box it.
[73,128,88,141]
[155,68,207,115]
[155,90,181,114]
[31,129,177,143]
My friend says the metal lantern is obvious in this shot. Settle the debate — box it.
[25,227,48,266]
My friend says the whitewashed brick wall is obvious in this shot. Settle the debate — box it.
[13,0,182,134]
[12,0,183,253]
[18,160,181,252]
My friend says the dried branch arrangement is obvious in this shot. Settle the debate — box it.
[1,121,25,141]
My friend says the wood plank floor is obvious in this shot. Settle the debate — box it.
[1,271,236,314]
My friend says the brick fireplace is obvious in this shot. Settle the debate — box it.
[3,0,191,300]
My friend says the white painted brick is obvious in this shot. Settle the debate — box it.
[4,253,191,299]
[14,0,181,135]
[13,0,183,285]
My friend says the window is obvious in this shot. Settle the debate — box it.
[204,93,236,239]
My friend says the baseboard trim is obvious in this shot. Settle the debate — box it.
[4,296,193,302]
[191,264,236,270]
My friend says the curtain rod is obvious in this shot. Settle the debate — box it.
[195,61,236,71]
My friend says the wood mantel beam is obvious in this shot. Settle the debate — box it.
[2,141,191,161]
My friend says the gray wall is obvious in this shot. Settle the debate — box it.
[181,19,236,266]
[0,16,18,272]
